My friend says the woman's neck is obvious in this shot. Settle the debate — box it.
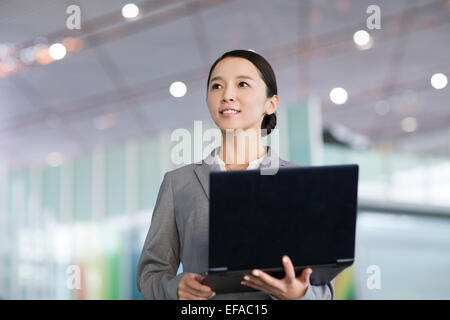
[219,129,267,170]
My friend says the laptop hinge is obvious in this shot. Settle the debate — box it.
[336,258,353,264]
[209,267,228,272]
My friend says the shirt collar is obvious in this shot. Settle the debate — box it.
[213,147,267,171]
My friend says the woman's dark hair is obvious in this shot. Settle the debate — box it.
[206,49,278,136]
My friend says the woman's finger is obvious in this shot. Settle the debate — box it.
[241,279,273,295]
[180,289,208,300]
[185,286,212,298]
[249,269,284,292]
[180,276,213,298]
[281,255,296,283]
[297,267,313,284]
[181,292,208,300]
[244,273,282,295]
[190,275,213,292]
[185,284,214,298]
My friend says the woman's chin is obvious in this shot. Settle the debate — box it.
[218,124,242,132]
[215,120,258,134]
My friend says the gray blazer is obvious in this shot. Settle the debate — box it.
[136,146,335,300]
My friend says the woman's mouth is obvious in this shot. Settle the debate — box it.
[220,109,241,117]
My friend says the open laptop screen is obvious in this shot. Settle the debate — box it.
[208,165,359,271]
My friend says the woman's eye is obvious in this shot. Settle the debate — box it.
[211,82,248,89]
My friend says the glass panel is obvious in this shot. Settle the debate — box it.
[138,138,161,212]
[73,155,92,221]
[42,166,61,221]
[105,147,126,216]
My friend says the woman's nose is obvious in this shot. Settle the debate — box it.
[222,96,235,102]
[222,86,236,102]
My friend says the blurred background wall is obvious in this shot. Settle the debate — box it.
[0,0,449,299]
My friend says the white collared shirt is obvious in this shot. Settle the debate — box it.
[214,148,267,171]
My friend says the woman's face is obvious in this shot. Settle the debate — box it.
[206,57,277,134]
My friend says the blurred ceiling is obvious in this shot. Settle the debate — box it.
[0,0,449,168]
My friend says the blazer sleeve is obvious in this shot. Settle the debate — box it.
[270,281,335,300]
[136,172,184,300]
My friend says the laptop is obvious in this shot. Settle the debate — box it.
[201,164,359,294]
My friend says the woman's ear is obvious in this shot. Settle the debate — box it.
[265,95,279,115]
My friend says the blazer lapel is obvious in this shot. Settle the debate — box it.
[193,147,219,200]
[193,146,286,200]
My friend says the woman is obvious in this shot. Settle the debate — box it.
[136,50,334,300]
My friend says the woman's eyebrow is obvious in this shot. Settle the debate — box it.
[210,75,254,82]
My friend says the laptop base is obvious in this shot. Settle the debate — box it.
[201,263,351,294]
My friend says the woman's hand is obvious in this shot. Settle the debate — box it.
[241,255,312,300]
[178,273,216,300]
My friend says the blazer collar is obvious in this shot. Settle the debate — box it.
[193,146,286,199]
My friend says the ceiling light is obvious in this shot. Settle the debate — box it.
[353,30,371,46]
[329,87,348,105]
[19,47,36,64]
[169,81,187,98]
[353,30,373,50]
[48,43,67,60]
[122,3,139,19]
[47,152,63,167]
[430,73,448,90]
[401,117,418,133]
